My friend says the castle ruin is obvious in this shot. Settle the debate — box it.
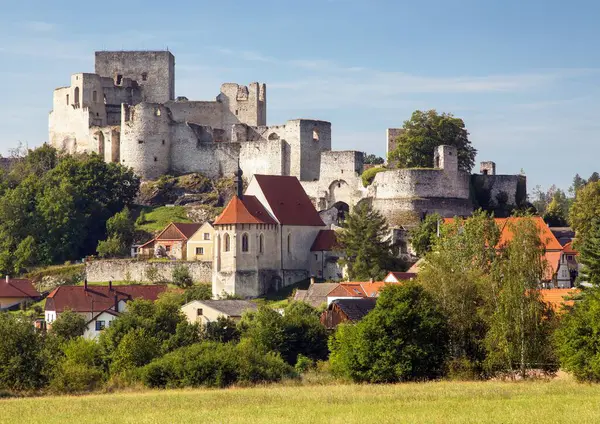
[49,50,525,224]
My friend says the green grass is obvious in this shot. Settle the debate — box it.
[136,205,191,234]
[2,379,600,423]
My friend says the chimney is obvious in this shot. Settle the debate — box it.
[84,279,88,291]
[114,294,119,312]
[234,165,243,199]
[369,278,374,283]
[109,280,113,291]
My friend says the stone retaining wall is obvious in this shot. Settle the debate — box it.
[86,260,212,283]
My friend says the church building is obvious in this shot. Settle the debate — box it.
[212,171,326,298]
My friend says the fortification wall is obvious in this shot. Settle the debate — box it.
[471,174,525,207]
[95,51,175,103]
[165,100,224,133]
[319,150,363,182]
[372,197,473,225]
[120,103,172,180]
[86,260,212,283]
[240,140,285,178]
[369,168,471,200]
[170,137,239,178]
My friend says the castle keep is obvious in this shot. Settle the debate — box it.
[50,50,525,223]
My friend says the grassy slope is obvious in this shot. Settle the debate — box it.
[136,206,190,234]
[3,380,600,424]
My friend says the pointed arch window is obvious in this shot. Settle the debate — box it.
[241,233,249,252]
[224,233,231,252]
[259,234,264,254]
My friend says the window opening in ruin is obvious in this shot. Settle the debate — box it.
[259,234,264,254]
[242,233,249,252]
[224,234,230,252]
[235,110,238,116]
[313,128,319,142]
[268,133,279,141]
[116,74,123,85]
[66,94,69,104]
[138,140,144,144]
[142,72,148,81]
[154,157,158,162]
[96,113,99,117]
[155,108,161,117]
[103,94,107,104]
[162,140,165,145]
[93,91,97,102]
[74,87,80,106]
[482,170,488,175]
[435,156,440,168]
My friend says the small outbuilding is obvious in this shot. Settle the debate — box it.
[320,298,377,330]
[181,299,258,325]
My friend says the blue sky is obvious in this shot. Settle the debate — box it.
[1,0,599,192]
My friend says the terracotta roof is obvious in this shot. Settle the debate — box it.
[253,175,325,226]
[0,279,40,299]
[328,282,388,298]
[214,195,277,225]
[45,284,168,313]
[540,288,579,312]
[330,298,377,321]
[310,230,337,251]
[172,223,203,239]
[385,271,417,281]
[544,251,562,281]
[563,241,578,255]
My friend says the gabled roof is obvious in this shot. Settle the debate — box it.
[45,285,168,313]
[310,230,337,251]
[172,222,204,239]
[253,175,325,226]
[214,195,277,225]
[0,279,40,299]
[563,241,578,255]
[328,282,388,298]
[496,217,563,251]
[139,222,203,248]
[185,299,258,317]
[293,282,339,307]
[330,298,377,321]
[539,288,579,312]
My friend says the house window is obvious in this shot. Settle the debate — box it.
[567,255,574,261]
[204,233,210,240]
[315,254,318,261]
[224,233,230,252]
[196,247,204,255]
[197,308,203,316]
[242,233,249,252]
[259,234,264,254]
[95,320,106,331]
[165,245,171,253]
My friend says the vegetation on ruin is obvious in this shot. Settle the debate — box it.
[360,165,386,187]
[388,109,477,172]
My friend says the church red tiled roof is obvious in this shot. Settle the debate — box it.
[310,230,337,251]
[214,195,277,225]
[253,175,325,226]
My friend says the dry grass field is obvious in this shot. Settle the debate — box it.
[2,378,600,424]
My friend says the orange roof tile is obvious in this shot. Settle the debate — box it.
[328,282,391,298]
[539,288,579,312]
[496,217,563,251]
[563,241,578,255]
[214,195,277,225]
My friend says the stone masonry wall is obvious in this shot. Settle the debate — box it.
[86,260,213,283]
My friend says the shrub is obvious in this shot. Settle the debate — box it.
[361,166,386,187]
[110,329,160,374]
[295,354,315,374]
[49,338,105,394]
[182,284,213,303]
[50,309,87,341]
[141,341,294,389]
[329,283,449,383]
[555,288,600,381]
[172,265,193,288]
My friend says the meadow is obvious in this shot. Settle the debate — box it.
[2,378,599,424]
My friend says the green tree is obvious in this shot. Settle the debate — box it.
[0,314,46,391]
[13,235,37,274]
[329,283,449,382]
[555,288,600,381]
[388,110,477,172]
[418,211,500,377]
[181,284,213,303]
[49,337,105,393]
[110,328,160,373]
[203,316,240,343]
[410,213,441,257]
[576,219,600,286]
[97,208,135,258]
[589,172,600,183]
[484,218,557,377]
[363,154,384,165]
[172,265,193,288]
[50,310,87,341]
[570,181,600,248]
[569,173,587,197]
[337,202,394,280]
[543,196,568,227]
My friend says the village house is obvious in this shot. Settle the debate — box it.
[293,281,340,308]
[540,288,579,313]
[181,299,258,325]
[309,229,343,281]
[0,277,40,310]
[320,298,377,329]
[138,222,203,260]
[44,281,168,339]
[185,222,215,261]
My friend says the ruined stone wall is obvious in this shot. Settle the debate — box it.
[471,174,525,208]
[95,51,175,103]
[319,150,363,182]
[170,135,239,178]
[239,140,285,178]
[86,260,213,283]
[120,103,171,180]
[219,83,266,128]
[372,197,473,225]
[165,100,224,134]
[386,128,404,167]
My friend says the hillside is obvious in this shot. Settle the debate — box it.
[1,379,597,424]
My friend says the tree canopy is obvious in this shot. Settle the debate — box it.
[388,110,477,172]
[570,181,600,248]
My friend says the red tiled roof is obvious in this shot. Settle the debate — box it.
[172,223,203,239]
[328,282,388,298]
[45,284,168,313]
[540,288,579,312]
[214,195,277,225]
[563,241,578,255]
[496,217,563,251]
[311,230,337,251]
[253,175,325,226]
[0,279,40,299]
